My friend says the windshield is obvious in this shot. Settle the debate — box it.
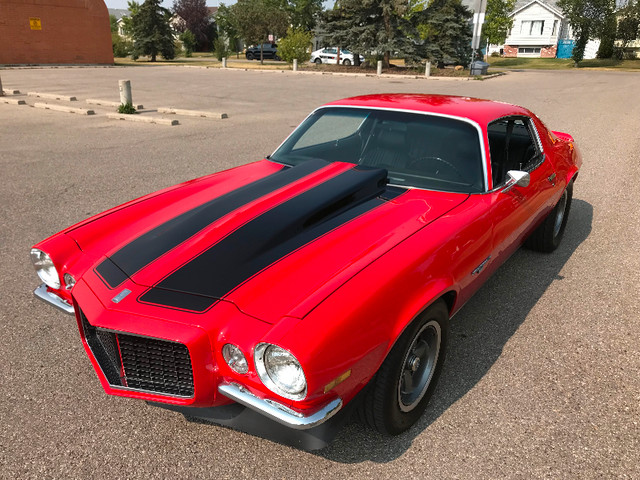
[270,107,485,193]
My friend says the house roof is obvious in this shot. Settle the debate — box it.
[509,0,565,18]
[108,8,129,20]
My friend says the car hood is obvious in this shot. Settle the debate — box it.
[69,159,468,323]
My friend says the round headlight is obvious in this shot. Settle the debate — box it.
[30,248,61,290]
[255,343,307,400]
[222,344,248,374]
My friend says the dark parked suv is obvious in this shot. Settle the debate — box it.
[245,43,280,61]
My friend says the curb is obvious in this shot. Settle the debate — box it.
[34,102,94,115]
[28,92,77,101]
[157,107,227,119]
[2,89,21,95]
[107,113,179,126]
[87,99,144,110]
[2,98,26,105]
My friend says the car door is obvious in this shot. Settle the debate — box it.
[486,116,558,265]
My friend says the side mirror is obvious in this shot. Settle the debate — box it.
[503,170,530,192]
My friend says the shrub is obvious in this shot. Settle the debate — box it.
[179,30,196,58]
[112,32,133,58]
[277,28,312,64]
[213,38,229,61]
[117,103,137,114]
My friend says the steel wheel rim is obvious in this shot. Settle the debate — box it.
[397,320,441,412]
[553,190,568,237]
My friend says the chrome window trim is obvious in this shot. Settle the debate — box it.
[485,114,547,193]
[270,105,490,193]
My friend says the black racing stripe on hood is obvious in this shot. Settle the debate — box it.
[95,159,330,289]
[138,166,392,312]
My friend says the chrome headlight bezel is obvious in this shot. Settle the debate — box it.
[30,248,61,290]
[254,343,307,401]
[222,343,249,374]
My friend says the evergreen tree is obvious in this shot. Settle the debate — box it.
[131,0,175,61]
[421,0,473,68]
[321,0,419,67]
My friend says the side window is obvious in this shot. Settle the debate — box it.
[488,117,542,187]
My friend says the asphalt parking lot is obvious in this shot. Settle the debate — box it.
[1,66,638,479]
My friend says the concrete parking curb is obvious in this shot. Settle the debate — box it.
[218,67,481,81]
[2,98,26,105]
[157,107,227,119]
[2,89,21,95]
[34,102,94,114]
[107,113,179,126]
[28,92,77,101]
[86,99,144,110]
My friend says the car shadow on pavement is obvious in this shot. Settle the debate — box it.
[316,199,593,463]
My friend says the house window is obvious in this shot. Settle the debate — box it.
[518,47,542,54]
[552,20,558,36]
[520,20,545,35]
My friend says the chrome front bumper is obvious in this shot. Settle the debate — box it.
[33,284,74,315]
[218,382,342,430]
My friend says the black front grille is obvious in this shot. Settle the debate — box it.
[79,310,194,397]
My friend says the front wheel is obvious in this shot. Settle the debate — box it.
[360,300,449,435]
[525,180,573,252]
[246,52,254,60]
[314,58,322,64]
[343,59,352,66]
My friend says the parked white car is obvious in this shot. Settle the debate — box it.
[310,48,365,65]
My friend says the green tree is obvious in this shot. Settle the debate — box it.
[557,0,613,64]
[288,0,323,30]
[418,0,473,68]
[110,14,119,33]
[173,0,214,50]
[179,29,197,56]
[483,0,516,45]
[277,27,313,63]
[232,0,289,64]
[616,2,640,58]
[120,1,140,37]
[321,0,419,67]
[216,3,241,57]
[131,0,175,61]
[596,9,616,58]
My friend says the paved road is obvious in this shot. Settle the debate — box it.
[1,67,638,479]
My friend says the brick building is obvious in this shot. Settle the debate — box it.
[0,0,113,65]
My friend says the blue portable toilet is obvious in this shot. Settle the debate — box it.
[557,39,575,59]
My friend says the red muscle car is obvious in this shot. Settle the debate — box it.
[30,94,581,449]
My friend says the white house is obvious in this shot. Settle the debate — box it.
[503,0,569,57]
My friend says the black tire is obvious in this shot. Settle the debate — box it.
[274,54,281,61]
[525,180,573,253]
[360,300,449,435]
[314,58,322,64]
[246,52,254,60]
[343,59,352,66]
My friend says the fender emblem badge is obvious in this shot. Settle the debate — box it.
[472,256,491,276]
[112,289,131,304]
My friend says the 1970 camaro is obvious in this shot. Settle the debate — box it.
[30,94,581,449]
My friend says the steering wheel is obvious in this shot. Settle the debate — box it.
[410,156,464,180]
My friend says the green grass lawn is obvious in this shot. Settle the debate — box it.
[488,56,640,70]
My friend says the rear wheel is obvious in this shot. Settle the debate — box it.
[360,300,449,435]
[525,181,573,252]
